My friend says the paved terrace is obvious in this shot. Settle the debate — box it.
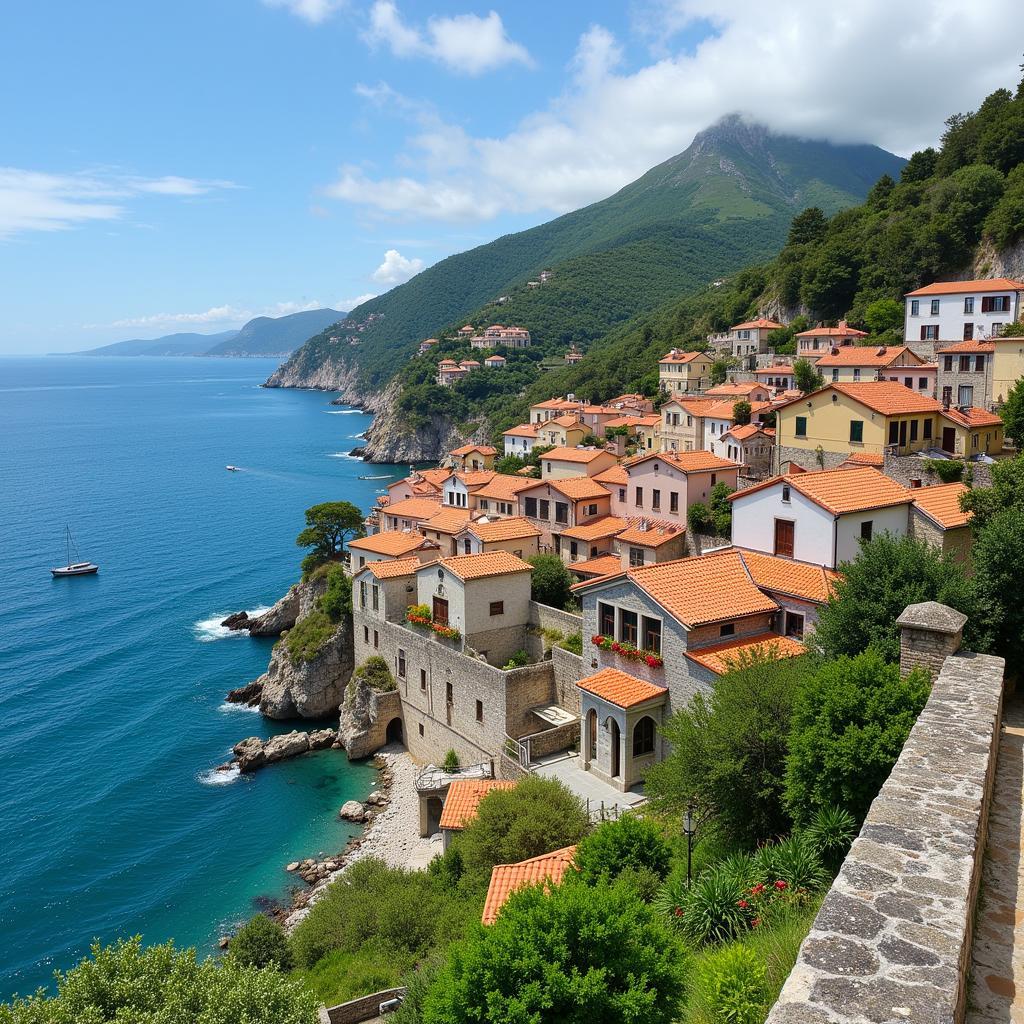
[533,751,646,818]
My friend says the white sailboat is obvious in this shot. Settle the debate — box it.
[51,526,99,577]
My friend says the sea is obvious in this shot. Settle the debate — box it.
[0,356,408,1000]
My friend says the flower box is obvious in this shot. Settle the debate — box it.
[590,634,663,668]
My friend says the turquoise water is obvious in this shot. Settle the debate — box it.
[0,357,406,999]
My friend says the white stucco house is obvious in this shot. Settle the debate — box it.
[904,278,1024,344]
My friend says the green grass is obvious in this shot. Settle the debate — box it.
[290,947,413,1007]
[284,609,337,664]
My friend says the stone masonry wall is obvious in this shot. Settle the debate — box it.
[552,646,584,714]
[776,444,851,474]
[766,649,1005,1024]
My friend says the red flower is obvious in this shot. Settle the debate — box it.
[737,899,749,909]
[673,907,683,917]
[774,879,787,891]
[591,635,602,645]
[751,917,762,928]
[751,883,765,895]
[611,642,621,653]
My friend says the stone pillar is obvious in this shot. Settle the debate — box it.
[896,601,967,679]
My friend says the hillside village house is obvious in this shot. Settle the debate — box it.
[755,364,796,391]
[658,349,715,393]
[484,354,507,369]
[660,396,718,453]
[993,335,1024,405]
[387,468,450,504]
[470,325,532,349]
[904,278,1024,343]
[503,421,543,457]
[909,482,974,563]
[728,318,785,361]
[937,404,1004,458]
[418,338,439,355]
[473,475,536,518]
[565,347,584,365]
[816,345,935,396]
[618,450,738,527]
[559,516,629,565]
[530,397,582,423]
[536,416,588,449]
[449,445,496,472]
[704,398,773,452]
[539,446,618,480]
[443,471,496,510]
[348,531,440,569]
[438,779,516,850]
[381,496,444,532]
[716,423,775,476]
[437,360,468,386]
[796,321,868,360]
[455,517,541,559]
[705,381,773,403]
[935,339,995,410]
[518,477,612,553]
[728,466,913,570]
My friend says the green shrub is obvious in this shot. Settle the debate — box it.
[573,814,672,886]
[656,863,748,946]
[284,609,337,664]
[231,914,293,971]
[923,458,964,482]
[319,563,352,621]
[502,649,530,669]
[700,945,769,1024]
[558,630,583,655]
[351,656,396,693]
[526,554,574,609]
[753,836,828,896]
[803,805,858,874]
[689,501,710,532]
[291,946,413,1008]
[442,749,461,773]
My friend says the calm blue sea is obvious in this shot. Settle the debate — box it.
[0,357,407,1000]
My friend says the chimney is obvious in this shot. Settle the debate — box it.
[838,320,848,330]
[876,346,886,356]
[942,393,951,411]
[896,602,967,679]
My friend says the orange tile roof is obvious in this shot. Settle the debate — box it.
[736,550,839,604]
[451,444,497,456]
[615,521,685,548]
[504,422,543,438]
[455,470,496,488]
[574,549,778,627]
[905,278,1024,296]
[935,339,996,354]
[722,422,771,441]
[549,415,586,428]
[482,846,578,925]
[577,667,667,708]
[705,382,769,397]
[732,318,784,330]
[569,554,623,577]
[754,364,795,375]
[384,496,444,520]
[940,406,1004,429]
[627,450,737,474]
[532,398,579,411]
[476,474,538,501]
[796,322,868,337]
[349,531,429,556]
[522,476,612,501]
[593,465,628,485]
[418,468,453,488]
[422,507,477,534]
[685,632,807,675]
[815,345,919,368]
[542,446,612,463]
[729,466,912,515]
[439,779,516,831]
[560,516,628,541]
[660,350,711,364]
[829,381,942,416]
[363,557,422,579]
[436,550,534,581]
[912,482,972,530]
[465,517,542,542]
[602,415,645,429]
[840,452,884,467]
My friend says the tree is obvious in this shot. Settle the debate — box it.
[0,937,320,1024]
[972,504,1024,668]
[863,298,904,335]
[793,357,824,395]
[732,399,752,425]
[784,651,930,826]
[710,358,733,386]
[421,880,686,1024]
[1000,378,1024,447]
[1000,321,1024,338]
[646,652,806,848]
[453,775,589,886]
[708,481,734,536]
[296,501,365,573]
[787,207,828,247]
[573,814,672,886]
[813,534,978,662]
[960,454,1024,531]
[527,554,575,609]
[494,453,526,475]
[229,914,293,971]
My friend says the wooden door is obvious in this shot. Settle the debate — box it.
[941,427,956,454]
[774,519,795,558]
[432,596,449,626]
[609,720,621,778]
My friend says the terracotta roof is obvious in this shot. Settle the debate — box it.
[935,339,997,354]
[736,550,839,604]
[439,779,516,831]
[475,474,538,501]
[438,359,458,366]
[840,452,884,467]
[503,422,543,438]
[729,466,912,515]
[796,322,868,337]
[705,398,773,420]
[705,382,769,397]
[485,354,507,363]
[349,531,429,556]
[549,415,586,428]
[912,482,972,530]
[422,507,477,534]
[560,516,628,541]
[593,465,628,485]
[384,496,444,520]
[548,477,613,501]
[722,422,771,441]
[732,318,784,330]
[418,468,453,488]
[627,450,737,474]
[482,846,578,925]
[465,517,542,542]
[435,550,533,581]
[568,554,623,578]
[451,444,497,457]
[615,521,685,548]
[685,632,807,675]
[455,470,496,489]
[532,398,579,411]
[577,667,667,708]
[542,446,612,464]
[660,350,711,364]
[363,557,422,579]
[601,415,645,429]
[754,364,795,375]
[905,278,1024,296]
[940,406,1004,429]
[574,549,778,627]
[829,381,942,416]
[815,345,919,368]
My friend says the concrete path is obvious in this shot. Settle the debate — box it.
[532,752,646,817]
[969,698,1024,1023]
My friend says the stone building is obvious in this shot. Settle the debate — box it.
[935,339,996,410]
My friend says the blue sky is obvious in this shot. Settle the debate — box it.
[2,0,1022,354]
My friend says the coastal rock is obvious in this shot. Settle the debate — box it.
[366,790,387,806]
[264,731,310,762]
[308,728,337,750]
[339,800,367,822]
[338,674,402,760]
[221,611,251,631]
[225,680,263,707]
[234,737,266,773]
[247,585,302,637]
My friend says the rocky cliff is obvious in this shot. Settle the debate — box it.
[338,674,402,760]
[263,356,388,413]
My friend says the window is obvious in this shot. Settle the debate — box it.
[853,367,861,381]
[919,377,928,390]
[398,649,406,678]
[568,540,578,559]
[372,584,379,611]
[785,612,805,638]
[958,384,974,406]
[670,491,679,514]
[964,323,974,340]
[524,496,537,517]
[930,299,940,315]
[904,377,913,389]
[850,420,864,443]
[943,355,953,372]
[972,433,980,449]
[373,629,379,649]
[924,418,933,439]
[633,717,656,757]
[446,682,453,705]
[910,299,920,316]
[489,601,504,616]
[795,416,807,438]
[479,499,489,512]
[652,488,661,510]
[359,580,367,607]
[831,368,839,382]
[959,355,971,372]
[418,723,424,737]
[711,473,717,486]
[629,546,645,567]
[774,519,794,558]
[860,521,873,541]
[554,501,569,525]
[358,555,365,569]
[420,669,427,692]
[475,700,483,723]
[975,354,985,372]
[618,487,626,502]
[642,616,662,654]
[363,625,369,643]
[620,609,638,645]
[635,486,643,507]
[921,325,939,340]
[964,297,974,314]
[982,295,1010,313]
[719,623,735,637]
[539,499,550,520]
[910,419,918,441]
[545,463,552,475]
[599,603,615,636]
[782,484,791,502]
[586,503,598,516]
[942,385,953,404]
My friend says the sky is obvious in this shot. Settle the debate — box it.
[2,0,1022,354]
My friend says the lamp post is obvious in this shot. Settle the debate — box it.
[683,803,696,887]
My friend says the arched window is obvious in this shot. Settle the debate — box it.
[632,716,656,757]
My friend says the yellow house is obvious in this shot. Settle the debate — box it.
[449,444,496,471]
[774,381,943,470]
[993,336,1024,405]
[658,349,715,394]
[938,406,1004,457]
[536,415,589,449]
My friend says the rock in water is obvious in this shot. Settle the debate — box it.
[339,800,367,822]
[221,611,251,631]
[225,680,263,706]
[234,737,266,773]
[264,731,310,762]
[247,585,302,636]
[365,790,387,806]
[308,728,337,750]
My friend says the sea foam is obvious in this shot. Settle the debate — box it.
[193,607,271,643]
[198,764,241,786]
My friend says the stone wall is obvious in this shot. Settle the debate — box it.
[883,453,994,491]
[776,444,851,474]
[529,600,584,637]
[897,601,967,680]
[322,988,406,1024]
[552,646,584,714]
[766,646,1005,1024]
[503,663,559,738]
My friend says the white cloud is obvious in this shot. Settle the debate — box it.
[371,248,424,285]
[262,0,346,24]
[338,292,378,310]
[363,1,533,75]
[329,0,1023,222]
[0,168,239,240]
[106,300,324,330]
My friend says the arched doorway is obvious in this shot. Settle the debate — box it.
[587,709,597,763]
[633,716,656,758]
[608,718,620,778]
[385,717,403,744]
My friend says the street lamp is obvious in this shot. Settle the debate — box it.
[683,803,696,887]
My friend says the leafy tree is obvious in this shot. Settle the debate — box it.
[573,814,672,886]
[453,775,589,886]
[793,358,824,395]
[527,554,575,609]
[985,165,1024,249]
[0,937,320,1024]
[710,358,732,386]
[297,502,365,574]
[813,534,978,662]
[784,651,930,826]
[960,454,1024,531]
[1000,321,1024,338]
[319,562,353,621]
[230,914,293,971]
[863,298,904,335]
[900,147,938,182]
[646,652,807,848]
[1000,377,1024,447]
[733,399,752,425]
[494,453,526,475]
[422,880,686,1024]
[787,207,828,246]
[708,480,735,536]
[972,503,1024,668]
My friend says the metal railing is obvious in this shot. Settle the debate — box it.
[414,761,492,793]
